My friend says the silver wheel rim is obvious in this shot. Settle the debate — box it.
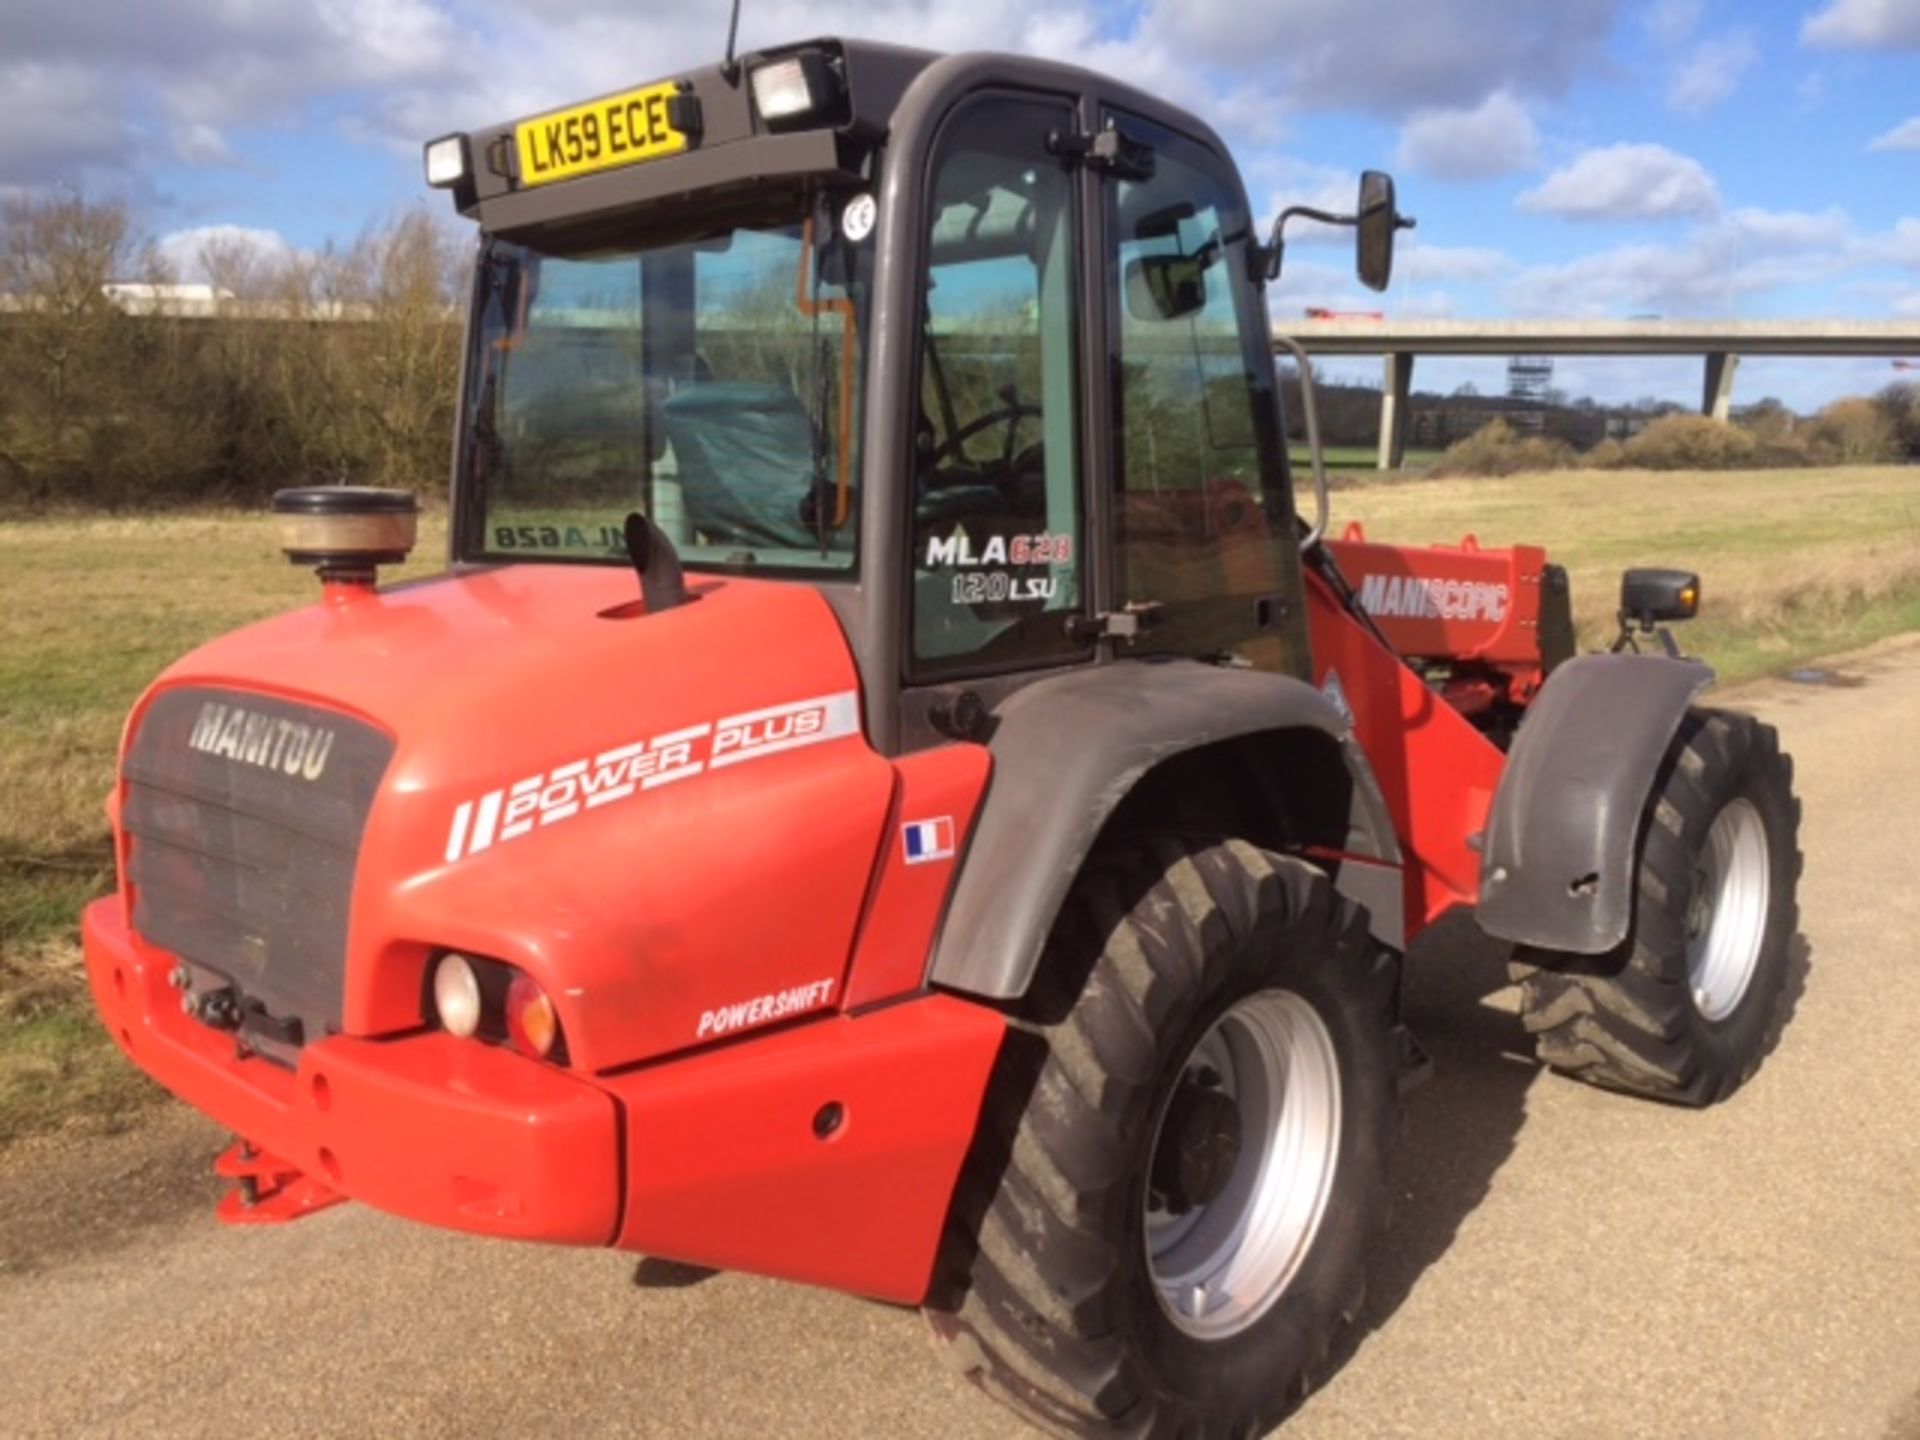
[1144,989,1342,1341]
[1686,798,1770,1022]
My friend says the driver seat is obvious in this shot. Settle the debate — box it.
[660,380,822,550]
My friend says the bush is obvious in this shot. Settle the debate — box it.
[1611,414,1759,470]
[1876,383,1920,458]
[1806,397,1900,465]
[1431,419,1578,477]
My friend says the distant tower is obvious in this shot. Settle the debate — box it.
[1506,356,1554,434]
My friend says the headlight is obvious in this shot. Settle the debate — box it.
[432,953,483,1038]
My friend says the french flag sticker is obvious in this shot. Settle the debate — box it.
[902,816,957,865]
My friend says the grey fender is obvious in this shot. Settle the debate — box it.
[1476,652,1714,954]
[927,660,1404,1001]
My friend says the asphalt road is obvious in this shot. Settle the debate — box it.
[5,639,1920,1440]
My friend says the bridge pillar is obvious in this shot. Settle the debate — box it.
[1378,351,1414,469]
[1703,352,1740,421]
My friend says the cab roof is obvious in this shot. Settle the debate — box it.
[447,39,937,243]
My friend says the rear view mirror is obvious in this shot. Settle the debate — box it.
[1126,254,1207,322]
[1620,567,1700,627]
[1356,171,1400,292]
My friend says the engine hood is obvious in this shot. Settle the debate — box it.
[127,565,897,1071]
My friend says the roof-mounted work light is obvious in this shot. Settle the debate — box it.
[748,51,844,130]
[423,133,469,188]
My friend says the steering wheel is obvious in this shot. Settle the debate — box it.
[928,401,1043,472]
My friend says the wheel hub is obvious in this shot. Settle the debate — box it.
[1149,1072,1241,1216]
[1143,989,1343,1341]
[1685,798,1771,1022]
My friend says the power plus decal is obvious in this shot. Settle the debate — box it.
[445,692,860,862]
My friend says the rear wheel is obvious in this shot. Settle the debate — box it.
[926,838,1399,1437]
[1512,709,1801,1106]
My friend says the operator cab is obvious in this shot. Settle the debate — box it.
[430,39,1406,752]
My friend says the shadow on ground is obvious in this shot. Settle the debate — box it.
[1353,910,1538,1338]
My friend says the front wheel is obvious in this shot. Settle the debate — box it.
[1513,708,1802,1106]
[926,838,1399,1438]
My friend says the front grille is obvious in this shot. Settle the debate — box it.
[123,687,394,1045]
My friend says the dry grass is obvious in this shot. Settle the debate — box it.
[0,509,447,1146]
[1340,465,1920,675]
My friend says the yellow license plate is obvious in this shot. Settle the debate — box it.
[514,81,688,188]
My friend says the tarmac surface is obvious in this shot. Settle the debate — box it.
[4,637,1920,1439]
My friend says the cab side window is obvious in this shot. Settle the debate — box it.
[1108,113,1305,672]
[910,96,1087,678]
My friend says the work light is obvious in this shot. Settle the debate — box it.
[424,133,469,188]
[748,51,842,129]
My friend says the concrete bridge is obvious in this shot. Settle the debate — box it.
[1270,319,1920,468]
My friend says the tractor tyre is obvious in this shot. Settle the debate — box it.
[1512,708,1801,1106]
[926,837,1399,1438]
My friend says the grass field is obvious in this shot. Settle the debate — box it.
[1292,444,1442,473]
[0,512,449,1147]
[2,466,1916,1146]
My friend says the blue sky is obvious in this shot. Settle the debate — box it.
[4,0,1917,408]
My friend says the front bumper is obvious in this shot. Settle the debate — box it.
[85,897,1008,1304]
[84,899,621,1245]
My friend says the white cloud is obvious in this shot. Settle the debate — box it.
[1873,217,1920,267]
[1505,242,1739,315]
[1802,0,1920,48]
[1134,0,1619,115]
[1397,242,1515,283]
[170,121,237,168]
[1667,29,1761,112]
[1644,0,1705,46]
[1502,208,1868,316]
[1518,143,1721,221]
[1396,92,1540,180]
[1724,205,1853,252]
[0,0,1631,198]
[1870,116,1920,150]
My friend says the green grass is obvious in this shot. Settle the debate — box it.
[1292,444,1442,473]
[0,471,1915,1146]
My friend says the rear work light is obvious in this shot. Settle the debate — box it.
[748,51,844,130]
[424,133,469,188]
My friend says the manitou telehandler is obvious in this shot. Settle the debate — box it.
[85,38,1802,1438]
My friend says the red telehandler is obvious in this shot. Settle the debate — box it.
[85,38,1801,1438]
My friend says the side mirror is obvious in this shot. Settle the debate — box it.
[1125,254,1207,322]
[1356,170,1401,292]
[1620,567,1700,628]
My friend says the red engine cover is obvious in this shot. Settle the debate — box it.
[121,567,898,1072]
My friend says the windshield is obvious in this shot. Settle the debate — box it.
[461,190,869,572]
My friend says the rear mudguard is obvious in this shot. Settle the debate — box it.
[927,660,1403,1001]
[1476,652,1713,953]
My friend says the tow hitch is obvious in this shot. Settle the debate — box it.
[213,1140,347,1226]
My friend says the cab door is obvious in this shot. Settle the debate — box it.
[903,93,1094,688]
[1098,108,1313,678]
